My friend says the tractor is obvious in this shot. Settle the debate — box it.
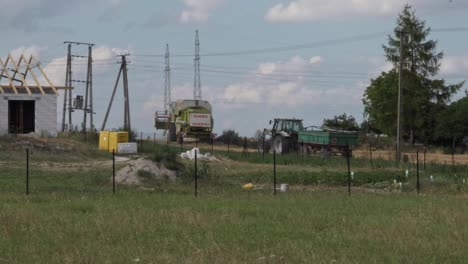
[257,118,304,154]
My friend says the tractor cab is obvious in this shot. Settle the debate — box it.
[271,118,304,133]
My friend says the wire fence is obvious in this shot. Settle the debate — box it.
[1,135,467,196]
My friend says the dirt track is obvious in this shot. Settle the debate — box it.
[159,139,468,165]
[353,150,468,165]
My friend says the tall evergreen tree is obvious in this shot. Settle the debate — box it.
[363,5,463,144]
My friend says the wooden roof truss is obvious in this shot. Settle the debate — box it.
[0,54,71,96]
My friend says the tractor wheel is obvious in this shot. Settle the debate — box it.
[273,135,291,154]
[168,123,177,142]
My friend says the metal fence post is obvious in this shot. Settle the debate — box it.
[273,150,277,196]
[140,132,143,153]
[211,134,214,153]
[417,151,420,196]
[347,146,351,196]
[227,134,230,153]
[26,149,29,195]
[195,149,198,197]
[423,146,426,170]
[180,135,183,153]
[301,140,304,161]
[112,149,116,194]
[262,137,265,160]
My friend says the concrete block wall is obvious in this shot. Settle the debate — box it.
[0,94,58,136]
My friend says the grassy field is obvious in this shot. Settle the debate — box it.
[1,139,468,263]
[1,191,467,263]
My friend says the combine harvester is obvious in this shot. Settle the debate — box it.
[155,99,213,142]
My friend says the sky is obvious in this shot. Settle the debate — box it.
[1,0,468,137]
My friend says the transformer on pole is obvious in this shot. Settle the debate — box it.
[61,41,95,133]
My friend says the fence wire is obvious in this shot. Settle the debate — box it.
[1,137,467,196]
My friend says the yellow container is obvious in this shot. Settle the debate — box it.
[99,131,110,151]
[109,131,129,153]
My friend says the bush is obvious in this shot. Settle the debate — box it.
[152,146,180,170]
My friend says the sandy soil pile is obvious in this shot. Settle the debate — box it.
[114,158,176,185]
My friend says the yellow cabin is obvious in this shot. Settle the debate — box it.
[108,131,129,152]
[99,131,110,151]
[99,131,129,152]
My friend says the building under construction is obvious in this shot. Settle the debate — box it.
[0,54,69,136]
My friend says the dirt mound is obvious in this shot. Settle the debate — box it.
[114,158,176,185]
[0,134,91,153]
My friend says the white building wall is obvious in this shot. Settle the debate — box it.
[0,94,58,136]
[0,96,8,135]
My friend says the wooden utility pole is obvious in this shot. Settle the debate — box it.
[82,45,94,133]
[61,44,71,131]
[101,54,131,132]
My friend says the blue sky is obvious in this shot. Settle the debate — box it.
[1,0,468,136]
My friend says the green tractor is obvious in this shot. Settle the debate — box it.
[258,118,304,154]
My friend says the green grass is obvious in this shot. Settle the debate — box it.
[1,191,467,263]
[1,141,468,262]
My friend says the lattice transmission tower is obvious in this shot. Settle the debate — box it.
[164,44,171,112]
[193,30,202,100]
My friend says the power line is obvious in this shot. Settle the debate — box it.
[132,27,468,58]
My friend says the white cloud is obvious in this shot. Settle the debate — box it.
[222,83,262,104]
[440,56,468,75]
[256,55,320,75]
[264,0,444,22]
[8,45,48,60]
[180,0,224,23]
[309,56,323,64]
[216,55,329,108]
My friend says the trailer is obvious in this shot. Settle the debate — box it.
[298,129,358,157]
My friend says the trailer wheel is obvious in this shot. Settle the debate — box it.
[273,135,290,154]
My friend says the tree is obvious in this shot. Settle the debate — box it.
[435,96,468,146]
[363,5,463,144]
[322,113,359,131]
[217,129,242,146]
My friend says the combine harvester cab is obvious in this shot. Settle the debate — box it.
[155,99,213,142]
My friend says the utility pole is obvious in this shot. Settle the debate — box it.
[101,54,131,132]
[164,44,171,113]
[194,30,202,100]
[82,45,94,133]
[396,31,405,163]
[62,41,94,133]
[61,44,72,131]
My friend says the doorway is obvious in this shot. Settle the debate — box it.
[8,100,35,134]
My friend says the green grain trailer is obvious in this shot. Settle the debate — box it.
[298,130,358,156]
